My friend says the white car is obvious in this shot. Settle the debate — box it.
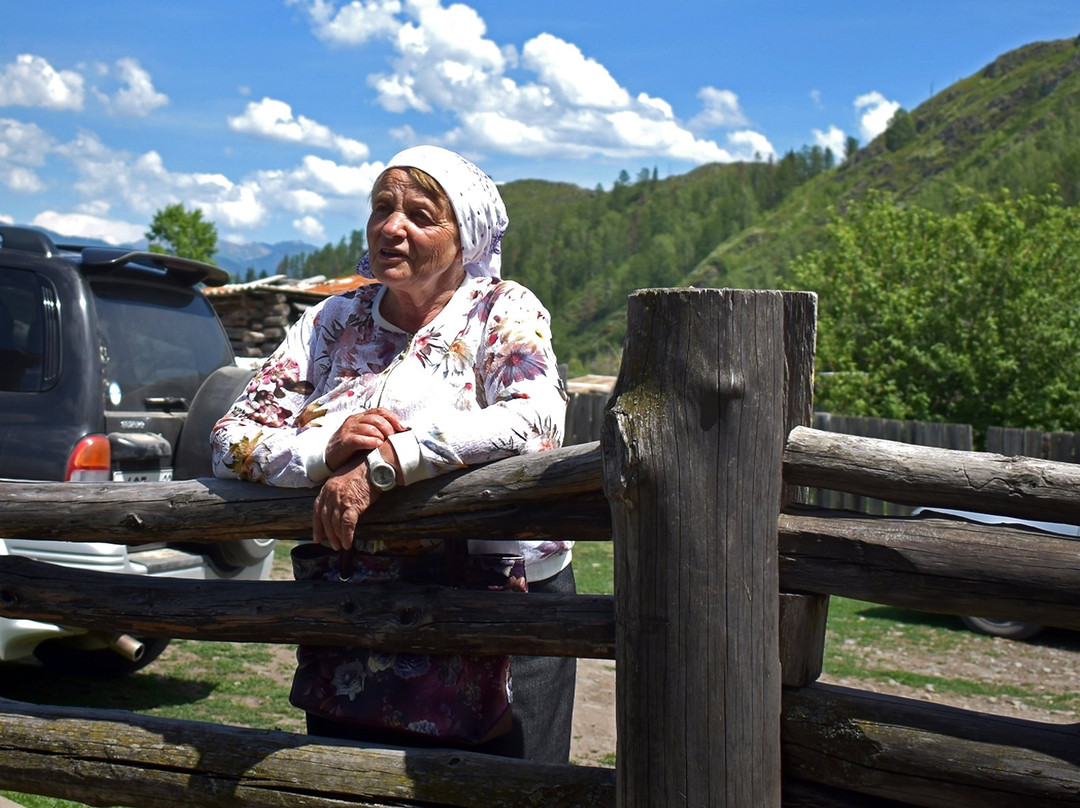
[913,506,1080,640]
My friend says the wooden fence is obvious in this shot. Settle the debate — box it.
[1,288,1080,806]
[571,400,1080,515]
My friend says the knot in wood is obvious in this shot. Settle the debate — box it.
[717,370,745,399]
[0,588,17,608]
[121,512,146,530]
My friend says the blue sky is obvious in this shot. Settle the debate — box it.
[2,1,1078,248]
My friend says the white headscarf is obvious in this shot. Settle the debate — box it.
[357,145,509,280]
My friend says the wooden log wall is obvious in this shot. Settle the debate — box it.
[209,288,310,357]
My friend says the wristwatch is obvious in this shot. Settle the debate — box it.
[367,448,398,491]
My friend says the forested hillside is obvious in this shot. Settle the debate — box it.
[498,158,827,373]
[279,36,1080,377]
[512,36,1080,372]
[688,36,1080,293]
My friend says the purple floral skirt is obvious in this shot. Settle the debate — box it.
[288,542,526,745]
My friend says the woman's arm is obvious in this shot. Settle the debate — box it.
[386,281,567,484]
[209,301,342,488]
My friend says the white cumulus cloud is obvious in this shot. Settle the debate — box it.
[52,131,266,229]
[727,130,775,162]
[228,97,369,162]
[855,91,901,142]
[294,215,327,241]
[0,54,84,110]
[293,0,753,169]
[521,34,629,109]
[31,210,145,245]
[0,119,55,194]
[294,0,404,46]
[97,58,169,117]
[689,87,749,131]
[812,125,846,158]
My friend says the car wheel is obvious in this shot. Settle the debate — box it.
[33,636,171,678]
[960,616,1044,640]
[209,536,277,569]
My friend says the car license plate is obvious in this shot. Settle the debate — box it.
[112,468,173,482]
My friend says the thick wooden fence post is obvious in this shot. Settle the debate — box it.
[603,288,787,807]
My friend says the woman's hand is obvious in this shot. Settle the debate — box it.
[324,408,407,471]
[313,456,377,551]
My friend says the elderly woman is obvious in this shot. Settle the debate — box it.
[210,145,574,763]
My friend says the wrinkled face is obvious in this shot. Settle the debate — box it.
[366,169,463,296]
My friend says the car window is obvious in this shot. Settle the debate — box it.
[91,278,232,411]
[0,268,55,393]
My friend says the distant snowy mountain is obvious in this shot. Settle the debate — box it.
[214,239,319,278]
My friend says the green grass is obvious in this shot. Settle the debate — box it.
[823,596,1080,715]
[571,540,614,595]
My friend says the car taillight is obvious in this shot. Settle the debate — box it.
[66,434,111,481]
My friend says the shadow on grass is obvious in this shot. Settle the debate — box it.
[853,603,1080,651]
[0,659,214,712]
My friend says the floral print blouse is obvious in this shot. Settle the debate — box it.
[210,274,572,579]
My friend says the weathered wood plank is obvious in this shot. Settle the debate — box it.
[9,509,1080,659]
[604,288,787,808]
[779,292,829,689]
[784,426,1080,524]
[782,683,1080,807]
[0,555,615,658]
[0,697,615,808]
[778,511,1080,628]
[779,592,829,687]
[0,441,611,544]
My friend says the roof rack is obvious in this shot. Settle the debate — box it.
[0,226,57,257]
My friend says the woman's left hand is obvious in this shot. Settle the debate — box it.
[324,407,407,471]
[312,457,377,551]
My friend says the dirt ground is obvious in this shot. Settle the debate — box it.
[570,658,617,766]
[819,624,1080,724]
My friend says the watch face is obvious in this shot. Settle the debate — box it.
[371,462,396,488]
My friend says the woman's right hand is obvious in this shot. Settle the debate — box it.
[313,456,377,550]
[324,407,407,471]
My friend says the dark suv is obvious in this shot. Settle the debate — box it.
[0,225,273,677]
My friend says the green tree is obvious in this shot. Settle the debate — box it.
[844,135,860,162]
[884,108,916,152]
[146,203,218,264]
[789,189,1080,440]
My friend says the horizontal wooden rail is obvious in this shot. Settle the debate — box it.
[8,508,1080,657]
[782,683,1080,807]
[0,555,615,658]
[0,441,609,544]
[12,428,1080,547]
[0,696,614,808]
[4,680,1072,808]
[784,426,1080,524]
[779,510,1080,629]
